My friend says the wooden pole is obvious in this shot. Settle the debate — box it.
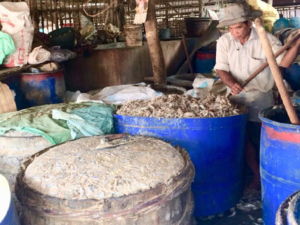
[144,0,166,85]
[255,18,300,125]
[182,35,194,77]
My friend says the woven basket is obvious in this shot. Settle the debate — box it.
[0,82,17,114]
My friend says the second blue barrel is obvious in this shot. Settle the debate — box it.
[193,50,216,73]
[114,113,247,216]
[259,106,300,225]
[20,69,66,108]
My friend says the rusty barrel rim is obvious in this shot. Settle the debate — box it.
[15,142,195,219]
[21,69,65,76]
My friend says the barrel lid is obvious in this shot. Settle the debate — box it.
[23,135,185,201]
[0,82,16,114]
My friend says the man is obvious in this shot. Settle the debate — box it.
[214,1,300,189]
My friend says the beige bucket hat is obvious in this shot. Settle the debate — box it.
[217,1,262,28]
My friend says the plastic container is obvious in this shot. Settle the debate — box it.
[276,190,300,225]
[114,113,248,217]
[123,25,142,47]
[289,17,300,29]
[159,28,171,39]
[259,106,300,225]
[273,18,290,34]
[193,50,216,73]
[20,69,66,108]
[285,63,300,91]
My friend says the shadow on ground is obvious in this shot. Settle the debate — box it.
[195,190,263,225]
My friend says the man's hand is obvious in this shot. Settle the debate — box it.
[230,83,245,95]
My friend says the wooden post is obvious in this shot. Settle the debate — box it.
[144,0,166,85]
[199,0,202,17]
[255,18,300,125]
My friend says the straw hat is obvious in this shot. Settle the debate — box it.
[217,1,262,28]
[0,82,16,114]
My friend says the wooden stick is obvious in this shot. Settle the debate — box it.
[255,18,300,125]
[182,35,194,77]
[227,32,300,98]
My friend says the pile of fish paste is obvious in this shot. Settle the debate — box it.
[117,94,244,118]
[23,136,184,200]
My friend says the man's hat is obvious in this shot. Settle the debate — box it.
[217,1,262,28]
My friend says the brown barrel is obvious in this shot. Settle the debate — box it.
[0,130,53,213]
[16,135,195,225]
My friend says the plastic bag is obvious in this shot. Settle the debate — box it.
[192,74,215,90]
[74,84,163,104]
[0,2,34,67]
[0,31,15,65]
[28,46,51,65]
[50,47,76,62]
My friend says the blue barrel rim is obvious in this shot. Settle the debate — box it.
[259,106,300,130]
[21,69,65,76]
[114,110,248,121]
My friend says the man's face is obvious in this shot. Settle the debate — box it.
[229,21,252,41]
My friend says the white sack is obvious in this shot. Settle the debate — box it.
[0,2,34,67]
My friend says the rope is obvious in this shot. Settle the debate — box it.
[83,0,117,18]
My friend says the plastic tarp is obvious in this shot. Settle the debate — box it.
[0,102,115,145]
[0,32,15,65]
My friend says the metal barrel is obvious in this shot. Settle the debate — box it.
[20,69,66,108]
[259,106,300,225]
[114,113,248,217]
[276,190,300,225]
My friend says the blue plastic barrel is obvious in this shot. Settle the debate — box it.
[273,18,290,34]
[290,17,300,29]
[259,106,300,225]
[284,63,300,91]
[0,174,20,225]
[20,69,66,108]
[1,75,25,110]
[276,190,300,225]
[114,113,248,216]
[193,50,216,73]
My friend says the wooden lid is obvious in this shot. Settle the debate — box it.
[0,82,17,114]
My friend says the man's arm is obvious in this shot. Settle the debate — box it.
[216,69,245,95]
[280,40,300,68]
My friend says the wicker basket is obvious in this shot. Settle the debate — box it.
[0,82,16,114]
